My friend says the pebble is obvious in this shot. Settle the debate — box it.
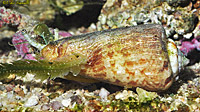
[7,92,14,99]
[0,85,5,91]
[24,95,39,107]
[41,104,50,110]
[99,88,110,101]
[71,95,82,104]
[183,33,193,39]
[173,34,179,39]
[5,84,14,92]
[40,93,49,103]
[14,86,25,97]
[62,91,74,99]
[62,98,71,107]
[51,101,63,110]
[23,73,35,82]
[115,90,134,100]
[5,74,16,83]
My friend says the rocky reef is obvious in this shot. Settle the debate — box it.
[0,0,200,111]
[97,0,199,39]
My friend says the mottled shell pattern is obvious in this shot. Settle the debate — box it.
[42,24,183,91]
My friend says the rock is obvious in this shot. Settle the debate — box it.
[24,95,39,107]
[99,88,110,101]
[14,86,25,97]
[71,95,82,104]
[115,90,135,100]
[62,99,71,107]
[183,33,193,39]
[5,84,14,92]
[0,84,5,91]
[7,92,14,99]
[51,101,63,110]
[41,104,50,110]
[23,73,35,82]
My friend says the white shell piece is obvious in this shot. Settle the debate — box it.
[24,95,39,107]
[183,33,193,39]
[62,99,71,107]
[167,39,178,76]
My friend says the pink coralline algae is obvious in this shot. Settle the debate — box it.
[58,31,72,37]
[180,21,200,56]
[180,36,200,56]
[0,7,22,28]
[0,6,37,30]
[12,30,72,60]
[12,32,36,60]
[50,29,72,38]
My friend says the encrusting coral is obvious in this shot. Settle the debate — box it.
[97,0,199,39]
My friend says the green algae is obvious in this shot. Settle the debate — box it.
[0,53,87,81]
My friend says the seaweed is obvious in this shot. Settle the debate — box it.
[0,53,87,81]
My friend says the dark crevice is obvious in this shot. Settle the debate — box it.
[160,68,197,95]
[48,3,103,31]
[0,38,15,55]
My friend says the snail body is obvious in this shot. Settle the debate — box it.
[42,24,181,91]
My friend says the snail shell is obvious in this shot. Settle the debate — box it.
[42,24,182,91]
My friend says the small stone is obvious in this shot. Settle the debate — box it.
[7,92,14,99]
[5,84,14,92]
[177,29,185,35]
[41,104,50,110]
[51,101,63,110]
[0,85,5,91]
[93,90,100,96]
[14,86,25,97]
[71,95,82,104]
[62,91,74,99]
[4,74,16,83]
[62,99,71,107]
[183,33,193,39]
[115,90,134,100]
[23,73,35,82]
[173,34,179,39]
[24,95,39,107]
[99,88,110,101]
[40,93,49,103]
[100,15,107,25]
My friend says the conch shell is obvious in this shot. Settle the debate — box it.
[42,24,182,91]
